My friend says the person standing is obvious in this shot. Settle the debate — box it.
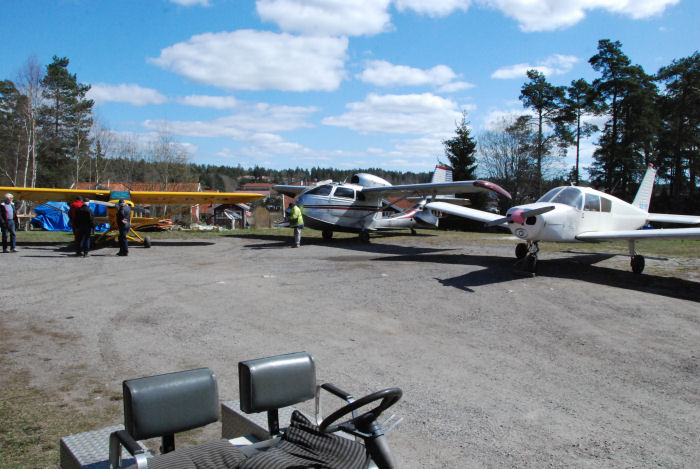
[286,201,304,248]
[74,198,95,257]
[1,193,19,253]
[68,195,83,246]
[68,196,83,245]
[116,199,131,256]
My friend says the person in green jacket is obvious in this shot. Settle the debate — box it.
[286,201,304,247]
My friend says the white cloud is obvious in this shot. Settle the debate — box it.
[150,30,348,91]
[491,54,579,79]
[178,95,239,110]
[170,0,210,6]
[88,83,167,106]
[322,93,464,135]
[256,0,392,36]
[480,0,680,32]
[358,60,475,92]
[143,103,318,138]
[437,81,475,93]
[394,0,471,18]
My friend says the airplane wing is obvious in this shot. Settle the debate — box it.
[646,213,700,225]
[576,227,700,242]
[425,201,507,225]
[272,185,307,197]
[128,191,264,205]
[1,186,265,205]
[1,187,110,203]
[362,180,512,199]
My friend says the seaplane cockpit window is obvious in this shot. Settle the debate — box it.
[537,187,564,203]
[600,197,612,212]
[332,186,355,199]
[306,184,333,196]
[584,193,601,212]
[550,187,583,209]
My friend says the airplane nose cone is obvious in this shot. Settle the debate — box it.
[511,209,527,225]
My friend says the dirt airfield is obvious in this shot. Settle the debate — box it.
[1,231,699,468]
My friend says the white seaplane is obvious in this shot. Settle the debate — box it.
[427,165,700,274]
[273,166,511,242]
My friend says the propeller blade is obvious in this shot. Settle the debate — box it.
[485,205,555,227]
[521,205,555,217]
[90,200,116,208]
[485,216,510,227]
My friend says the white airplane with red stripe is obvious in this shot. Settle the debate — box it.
[427,165,700,274]
[273,166,511,242]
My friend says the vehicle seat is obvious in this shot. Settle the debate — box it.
[236,352,369,469]
[110,367,244,469]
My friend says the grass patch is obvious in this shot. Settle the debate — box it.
[0,362,121,469]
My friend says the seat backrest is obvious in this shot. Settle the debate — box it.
[239,352,316,413]
[123,367,219,441]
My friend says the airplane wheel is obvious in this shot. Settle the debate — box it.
[631,254,644,274]
[515,243,528,259]
[144,236,151,248]
[359,231,370,243]
[524,254,537,273]
[322,229,333,241]
[410,228,417,235]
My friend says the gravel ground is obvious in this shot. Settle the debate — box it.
[1,232,698,468]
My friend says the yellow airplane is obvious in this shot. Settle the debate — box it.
[1,186,265,247]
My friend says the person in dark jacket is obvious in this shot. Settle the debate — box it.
[68,195,83,246]
[1,193,19,253]
[74,198,95,257]
[116,199,131,256]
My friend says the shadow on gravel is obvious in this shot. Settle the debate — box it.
[228,232,448,254]
[424,252,700,302]
[230,232,699,302]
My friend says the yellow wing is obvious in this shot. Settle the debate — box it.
[1,186,265,205]
[0,187,110,203]
[128,191,264,205]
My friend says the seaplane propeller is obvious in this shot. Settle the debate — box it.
[485,205,555,227]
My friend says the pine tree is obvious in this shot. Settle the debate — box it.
[38,56,94,187]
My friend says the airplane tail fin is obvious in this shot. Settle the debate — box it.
[431,165,453,184]
[631,164,657,212]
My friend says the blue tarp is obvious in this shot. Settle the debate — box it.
[31,202,109,232]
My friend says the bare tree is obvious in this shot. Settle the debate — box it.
[16,56,44,189]
[146,127,191,216]
[478,116,538,210]
[89,119,115,186]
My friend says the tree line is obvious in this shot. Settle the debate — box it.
[1,40,698,215]
[446,40,698,215]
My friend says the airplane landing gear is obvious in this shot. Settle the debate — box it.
[144,236,151,248]
[518,241,539,273]
[410,228,417,235]
[322,229,333,241]
[629,240,644,274]
[631,255,645,274]
[359,230,370,243]
[524,254,537,273]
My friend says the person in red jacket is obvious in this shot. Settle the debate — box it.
[68,196,83,246]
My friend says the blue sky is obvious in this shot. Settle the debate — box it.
[1,0,697,174]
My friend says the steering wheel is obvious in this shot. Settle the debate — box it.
[319,387,402,434]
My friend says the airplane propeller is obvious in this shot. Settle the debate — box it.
[485,205,555,227]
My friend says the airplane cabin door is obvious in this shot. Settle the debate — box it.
[579,193,602,233]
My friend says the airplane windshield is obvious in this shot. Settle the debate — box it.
[537,187,564,203]
[550,187,583,209]
[306,184,333,196]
